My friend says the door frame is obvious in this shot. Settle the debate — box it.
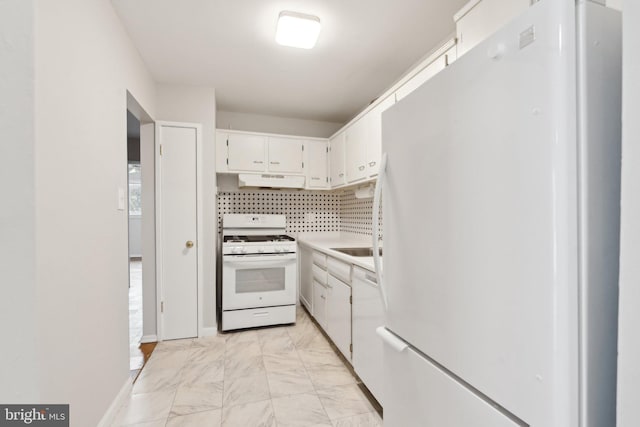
[155,121,204,341]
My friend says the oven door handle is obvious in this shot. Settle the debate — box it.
[223,257,296,269]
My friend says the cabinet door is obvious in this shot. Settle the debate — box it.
[329,132,346,187]
[327,275,352,361]
[298,245,313,313]
[304,140,329,189]
[216,131,229,173]
[345,119,367,183]
[227,133,267,172]
[352,269,384,404]
[455,0,530,57]
[366,95,396,177]
[312,281,327,330]
[268,137,304,173]
[396,53,448,102]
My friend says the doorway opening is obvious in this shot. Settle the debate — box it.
[127,111,144,375]
[126,92,157,379]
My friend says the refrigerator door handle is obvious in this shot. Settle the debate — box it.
[372,152,388,310]
[376,327,407,352]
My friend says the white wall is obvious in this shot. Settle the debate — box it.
[140,123,157,340]
[128,216,142,257]
[156,84,217,331]
[217,110,342,138]
[618,1,640,426]
[32,0,156,425]
[0,0,40,403]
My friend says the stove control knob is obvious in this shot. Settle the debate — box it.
[258,247,264,253]
[274,247,282,253]
[241,248,248,254]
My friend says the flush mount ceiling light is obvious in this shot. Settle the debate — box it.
[275,11,321,49]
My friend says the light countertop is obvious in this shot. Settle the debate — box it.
[296,232,382,273]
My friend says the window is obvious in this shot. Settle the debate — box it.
[128,163,142,216]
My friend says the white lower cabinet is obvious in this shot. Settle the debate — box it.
[303,249,354,364]
[312,280,328,330]
[352,267,384,405]
[326,275,352,361]
[298,245,313,313]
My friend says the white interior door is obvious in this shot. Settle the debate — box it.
[158,123,199,340]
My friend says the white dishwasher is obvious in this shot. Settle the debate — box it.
[352,266,384,406]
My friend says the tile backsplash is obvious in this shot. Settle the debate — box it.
[340,191,383,237]
[217,189,382,236]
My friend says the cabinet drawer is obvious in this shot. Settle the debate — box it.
[328,257,351,284]
[312,264,327,285]
[312,251,327,269]
[222,305,296,331]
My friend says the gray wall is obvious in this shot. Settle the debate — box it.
[0,0,39,403]
[617,1,640,425]
[217,110,343,138]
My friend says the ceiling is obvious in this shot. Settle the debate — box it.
[111,0,468,124]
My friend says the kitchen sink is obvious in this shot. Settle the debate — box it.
[331,247,382,257]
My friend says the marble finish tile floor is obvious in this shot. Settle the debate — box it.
[113,307,383,427]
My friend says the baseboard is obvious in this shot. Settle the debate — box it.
[140,334,157,344]
[96,376,133,427]
[200,326,218,337]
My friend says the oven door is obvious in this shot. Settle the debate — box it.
[222,253,297,310]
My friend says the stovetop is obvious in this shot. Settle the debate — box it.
[223,234,295,244]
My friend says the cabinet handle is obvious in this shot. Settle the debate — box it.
[359,165,365,171]
[339,173,344,177]
[311,177,320,180]
[320,295,326,300]
[253,160,264,164]
[369,161,376,167]
[270,161,280,165]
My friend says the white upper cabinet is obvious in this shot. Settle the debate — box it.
[395,46,456,102]
[454,0,530,58]
[216,130,229,173]
[345,118,368,183]
[304,139,329,189]
[329,132,346,187]
[226,132,267,172]
[267,136,304,174]
[366,94,396,177]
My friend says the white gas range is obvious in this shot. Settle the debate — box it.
[220,214,297,331]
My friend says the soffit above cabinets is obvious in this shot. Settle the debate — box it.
[110,0,468,123]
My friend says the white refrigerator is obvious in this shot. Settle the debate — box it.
[373,1,621,426]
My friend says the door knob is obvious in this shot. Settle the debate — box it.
[186,240,194,248]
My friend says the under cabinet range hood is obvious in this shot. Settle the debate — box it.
[238,173,305,189]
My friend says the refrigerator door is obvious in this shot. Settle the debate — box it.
[381,1,577,425]
[384,344,522,427]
